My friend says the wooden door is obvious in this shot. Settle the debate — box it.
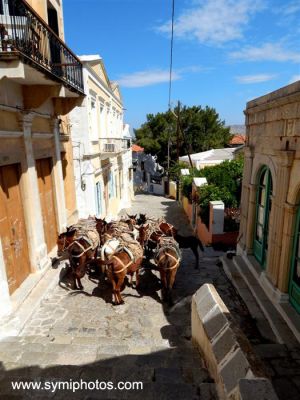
[289,206,300,313]
[0,164,31,294]
[36,158,57,252]
[253,167,272,269]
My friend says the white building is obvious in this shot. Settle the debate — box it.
[69,55,133,220]
[179,148,241,170]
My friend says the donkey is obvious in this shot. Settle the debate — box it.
[67,233,99,290]
[101,248,143,305]
[57,227,78,257]
[137,213,147,225]
[155,237,181,306]
[159,223,204,269]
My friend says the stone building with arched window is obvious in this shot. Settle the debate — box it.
[237,81,300,334]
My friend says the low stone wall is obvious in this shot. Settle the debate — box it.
[191,284,278,400]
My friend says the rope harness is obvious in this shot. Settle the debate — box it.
[110,254,133,273]
[155,236,181,271]
[68,238,93,258]
[157,251,179,270]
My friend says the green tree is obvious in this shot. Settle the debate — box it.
[134,105,232,166]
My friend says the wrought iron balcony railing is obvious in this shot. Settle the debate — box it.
[0,0,84,94]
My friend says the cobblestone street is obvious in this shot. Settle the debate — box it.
[0,195,220,400]
[0,194,299,399]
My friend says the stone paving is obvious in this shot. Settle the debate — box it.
[0,195,219,400]
[0,194,299,399]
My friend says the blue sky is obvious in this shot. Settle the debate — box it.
[63,0,300,130]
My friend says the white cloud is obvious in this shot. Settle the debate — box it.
[289,75,300,84]
[229,42,300,63]
[236,73,278,84]
[157,0,264,46]
[278,1,300,16]
[117,69,181,88]
[117,65,209,88]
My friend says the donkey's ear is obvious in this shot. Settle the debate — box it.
[66,228,76,237]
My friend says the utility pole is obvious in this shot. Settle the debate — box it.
[170,102,193,169]
[176,100,181,161]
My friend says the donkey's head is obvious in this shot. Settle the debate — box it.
[57,227,77,256]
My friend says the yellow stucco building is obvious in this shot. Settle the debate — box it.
[237,81,300,337]
[0,0,84,316]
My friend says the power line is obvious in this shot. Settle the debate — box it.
[168,0,175,110]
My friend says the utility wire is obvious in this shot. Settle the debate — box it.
[168,0,175,110]
[167,0,175,173]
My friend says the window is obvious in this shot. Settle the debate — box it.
[8,0,25,16]
[95,182,102,216]
[89,96,98,140]
[99,102,105,136]
[109,172,115,199]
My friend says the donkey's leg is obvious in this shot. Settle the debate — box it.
[160,270,167,302]
[72,273,78,290]
[192,244,199,269]
[116,275,125,305]
[167,269,177,306]
[111,278,118,305]
[76,277,83,290]
[135,269,140,288]
[129,273,133,287]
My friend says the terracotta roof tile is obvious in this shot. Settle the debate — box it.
[132,144,144,152]
[229,134,246,145]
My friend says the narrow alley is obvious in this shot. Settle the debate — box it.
[0,195,299,400]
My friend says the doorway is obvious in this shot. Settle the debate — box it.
[253,167,273,268]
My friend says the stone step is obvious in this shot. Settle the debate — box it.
[0,335,203,369]
[221,255,278,343]
[233,256,299,346]
[1,335,176,348]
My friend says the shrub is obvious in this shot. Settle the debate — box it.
[181,175,194,202]
[197,184,235,225]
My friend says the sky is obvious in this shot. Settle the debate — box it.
[63,0,300,131]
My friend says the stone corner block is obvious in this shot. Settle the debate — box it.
[219,348,251,397]
[238,378,279,400]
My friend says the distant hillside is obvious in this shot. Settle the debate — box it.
[228,125,246,135]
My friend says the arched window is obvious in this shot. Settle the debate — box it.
[253,167,273,268]
[289,206,300,313]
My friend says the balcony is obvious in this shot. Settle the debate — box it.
[0,0,84,94]
[100,137,132,155]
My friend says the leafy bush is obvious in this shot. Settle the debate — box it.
[197,184,235,225]
[168,161,188,181]
[179,157,244,226]
[181,176,194,201]
[198,158,244,200]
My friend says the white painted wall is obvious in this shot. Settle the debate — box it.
[69,61,132,219]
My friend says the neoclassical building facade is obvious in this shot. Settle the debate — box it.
[69,55,133,220]
[238,81,300,327]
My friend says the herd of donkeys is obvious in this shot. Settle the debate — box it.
[56,213,204,305]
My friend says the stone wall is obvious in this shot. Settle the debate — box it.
[239,80,300,297]
[191,284,278,400]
